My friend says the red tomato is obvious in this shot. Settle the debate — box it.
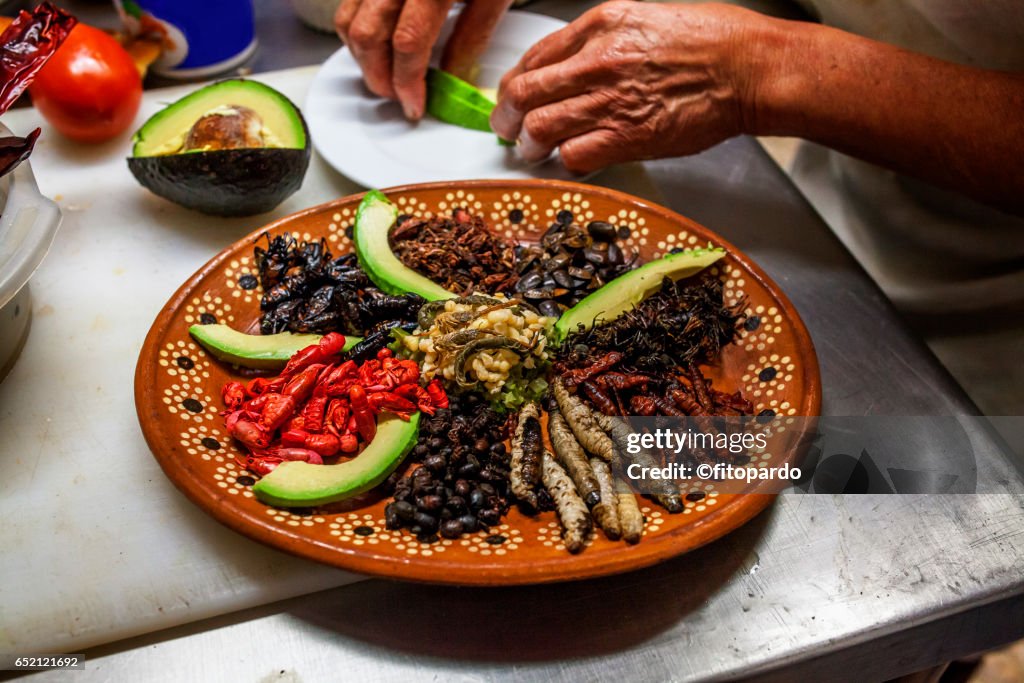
[29,23,142,143]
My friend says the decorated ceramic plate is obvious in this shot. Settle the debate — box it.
[135,180,820,585]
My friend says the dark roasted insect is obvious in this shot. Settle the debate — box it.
[555,274,751,420]
[341,320,417,364]
[253,233,421,336]
[390,209,520,295]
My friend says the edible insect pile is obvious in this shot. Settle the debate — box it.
[389,208,519,295]
[555,275,752,418]
[255,233,424,336]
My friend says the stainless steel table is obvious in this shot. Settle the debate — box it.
[19,1,1024,681]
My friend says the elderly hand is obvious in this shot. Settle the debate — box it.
[491,1,778,173]
[336,0,513,121]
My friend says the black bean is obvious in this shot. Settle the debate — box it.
[455,479,471,497]
[424,454,447,472]
[354,526,375,537]
[458,462,480,478]
[413,512,438,532]
[759,367,777,382]
[440,519,464,539]
[567,266,592,280]
[239,274,258,290]
[384,504,402,529]
[744,315,761,331]
[417,532,439,544]
[685,491,705,502]
[459,514,479,533]
[470,489,487,510]
[485,534,506,545]
[235,475,255,486]
[199,312,217,325]
[478,483,496,497]
[446,495,467,513]
[508,208,524,223]
[616,225,631,240]
[490,442,507,457]
[413,444,429,458]
[393,500,416,520]
[479,508,500,525]
[587,221,616,242]
[418,494,444,512]
[428,436,444,450]
[556,209,574,225]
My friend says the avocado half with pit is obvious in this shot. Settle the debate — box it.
[128,79,311,217]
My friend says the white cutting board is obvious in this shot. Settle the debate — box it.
[0,67,371,654]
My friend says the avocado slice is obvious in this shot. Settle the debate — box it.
[128,79,311,217]
[426,68,495,133]
[353,190,452,301]
[189,324,360,370]
[555,247,726,342]
[253,413,421,507]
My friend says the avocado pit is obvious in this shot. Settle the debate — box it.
[183,105,265,152]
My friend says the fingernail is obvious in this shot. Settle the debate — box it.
[403,102,420,121]
[490,100,523,140]
[518,129,550,163]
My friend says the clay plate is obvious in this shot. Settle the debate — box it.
[135,180,821,585]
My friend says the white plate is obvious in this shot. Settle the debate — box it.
[305,10,574,188]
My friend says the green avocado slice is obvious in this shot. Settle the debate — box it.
[554,247,726,342]
[353,190,452,301]
[189,324,361,370]
[426,68,495,132]
[253,412,421,507]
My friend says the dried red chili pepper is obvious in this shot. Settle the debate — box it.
[0,3,77,114]
[0,3,76,177]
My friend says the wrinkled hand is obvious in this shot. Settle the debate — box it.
[491,1,773,173]
[336,0,513,120]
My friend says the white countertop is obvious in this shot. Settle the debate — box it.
[0,67,369,654]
